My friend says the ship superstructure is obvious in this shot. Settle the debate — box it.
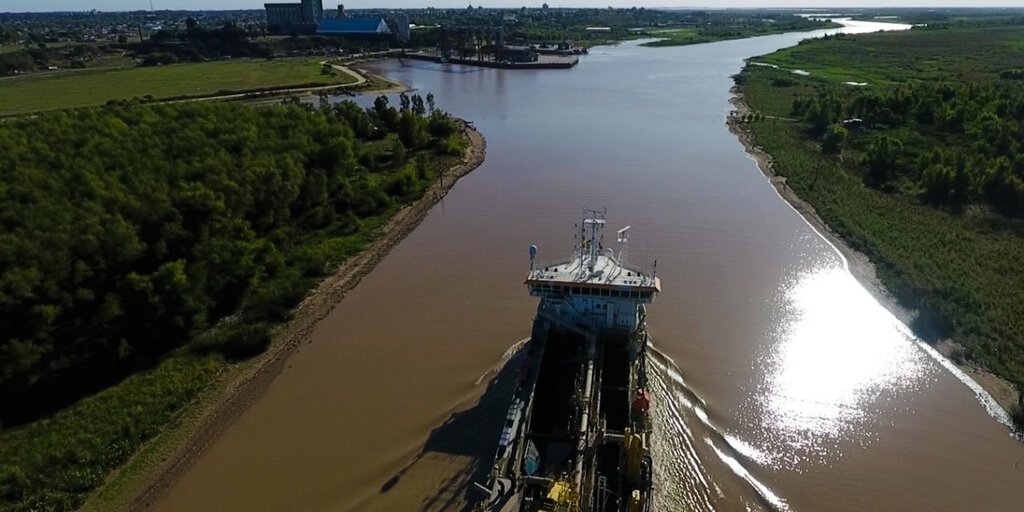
[478,208,660,512]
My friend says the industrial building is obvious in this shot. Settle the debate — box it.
[496,47,538,63]
[264,0,324,35]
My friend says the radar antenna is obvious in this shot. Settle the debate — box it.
[616,226,631,265]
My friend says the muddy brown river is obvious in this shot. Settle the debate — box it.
[155,21,1024,511]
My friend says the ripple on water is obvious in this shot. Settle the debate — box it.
[648,347,788,512]
[742,264,932,469]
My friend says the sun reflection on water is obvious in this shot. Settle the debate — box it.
[754,263,932,467]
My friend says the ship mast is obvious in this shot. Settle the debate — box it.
[579,207,606,278]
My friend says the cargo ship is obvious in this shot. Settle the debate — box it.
[476,208,660,512]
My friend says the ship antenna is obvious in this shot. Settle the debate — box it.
[643,232,650,275]
[576,220,583,275]
[616,225,631,265]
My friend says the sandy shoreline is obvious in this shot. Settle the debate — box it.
[111,124,486,512]
[726,88,1021,419]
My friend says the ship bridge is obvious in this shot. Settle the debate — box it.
[526,209,659,332]
[526,254,660,302]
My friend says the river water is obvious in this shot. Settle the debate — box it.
[155,21,1024,511]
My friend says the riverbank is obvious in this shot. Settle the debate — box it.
[81,124,487,512]
[727,90,1021,422]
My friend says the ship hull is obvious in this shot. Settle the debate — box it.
[479,306,653,512]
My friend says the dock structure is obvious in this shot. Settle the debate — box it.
[406,25,582,70]
[402,52,578,69]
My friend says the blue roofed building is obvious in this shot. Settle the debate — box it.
[317,17,392,37]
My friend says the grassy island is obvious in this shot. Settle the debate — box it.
[734,22,1024,429]
[641,16,840,47]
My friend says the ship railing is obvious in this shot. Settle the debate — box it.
[529,256,575,277]
[529,257,657,284]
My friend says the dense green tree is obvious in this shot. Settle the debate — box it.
[390,136,407,165]
[865,135,904,188]
[984,157,1024,216]
[798,80,1024,213]
[398,111,429,149]
[821,124,848,154]
[803,92,842,136]
[922,163,956,202]
[412,94,427,116]
[0,97,461,425]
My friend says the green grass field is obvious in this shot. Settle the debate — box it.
[0,57,356,116]
[639,28,702,45]
[752,25,1024,85]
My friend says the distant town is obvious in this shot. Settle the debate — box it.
[0,5,844,75]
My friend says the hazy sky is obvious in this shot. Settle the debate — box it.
[3,0,1024,13]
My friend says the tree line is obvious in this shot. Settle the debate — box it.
[137,21,275,66]
[0,94,462,426]
[792,80,1024,216]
